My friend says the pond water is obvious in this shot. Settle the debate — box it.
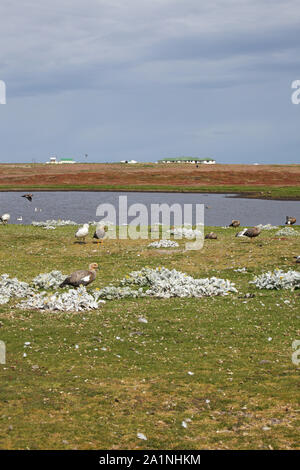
[0,191,299,226]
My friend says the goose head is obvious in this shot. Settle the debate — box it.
[89,262,99,272]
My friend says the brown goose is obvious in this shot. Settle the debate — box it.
[205,232,218,239]
[22,193,33,202]
[285,216,296,225]
[229,220,240,228]
[243,226,261,240]
[59,263,99,288]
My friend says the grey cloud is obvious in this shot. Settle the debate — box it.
[0,0,299,163]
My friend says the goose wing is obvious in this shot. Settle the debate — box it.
[61,269,95,287]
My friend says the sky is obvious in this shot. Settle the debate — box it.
[0,0,299,164]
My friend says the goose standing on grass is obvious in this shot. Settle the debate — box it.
[75,223,89,243]
[229,220,240,228]
[22,193,33,202]
[205,232,217,239]
[0,213,10,224]
[243,226,261,240]
[93,223,108,246]
[60,263,99,287]
[285,216,296,225]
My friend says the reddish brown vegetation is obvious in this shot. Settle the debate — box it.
[0,163,299,188]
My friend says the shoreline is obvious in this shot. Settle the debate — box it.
[0,186,300,201]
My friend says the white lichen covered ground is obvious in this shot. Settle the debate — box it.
[250,269,300,290]
[147,240,179,248]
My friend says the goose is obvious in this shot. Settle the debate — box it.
[243,226,261,240]
[285,216,296,225]
[0,213,10,224]
[59,263,99,288]
[93,223,108,246]
[205,232,217,239]
[22,193,33,202]
[229,220,240,228]
[75,223,89,243]
[294,256,300,264]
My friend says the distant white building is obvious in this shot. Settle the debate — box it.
[46,156,58,164]
[46,157,76,164]
[59,158,76,164]
[120,159,138,164]
[158,157,216,164]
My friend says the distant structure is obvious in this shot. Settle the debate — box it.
[120,159,138,164]
[158,157,216,164]
[46,156,76,164]
[59,158,75,164]
[46,156,58,164]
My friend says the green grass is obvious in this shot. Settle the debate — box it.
[0,225,299,449]
[0,184,300,200]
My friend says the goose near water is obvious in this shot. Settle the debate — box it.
[22,193,33,202]
[243,226,261,240]
[75,224,89,243]
[285,216,296,225]
[0,214,10,224]
[93,223,108,246]
[60,263,99,288]
[205,232,218,239]
[229,220,240,228]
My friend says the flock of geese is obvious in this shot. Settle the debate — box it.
[205,216,297,241]
[0,192,298,287]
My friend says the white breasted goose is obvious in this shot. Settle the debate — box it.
[60,263,99,288]
[75,224,89,243]
[93,224,108,246]
[0,214,10,224]
[285,216,296,225]
[229,220,240,228]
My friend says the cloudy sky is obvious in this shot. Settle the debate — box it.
[0,0,299,163]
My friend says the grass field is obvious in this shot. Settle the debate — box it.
[0,224,299,449]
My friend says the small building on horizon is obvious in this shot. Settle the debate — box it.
[59,158,76,164]
[157,157,216,164]
[46,156,76,164]
[46,156,58,164]
[120,159,138,164]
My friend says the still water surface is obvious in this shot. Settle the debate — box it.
[0,191,299,226]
